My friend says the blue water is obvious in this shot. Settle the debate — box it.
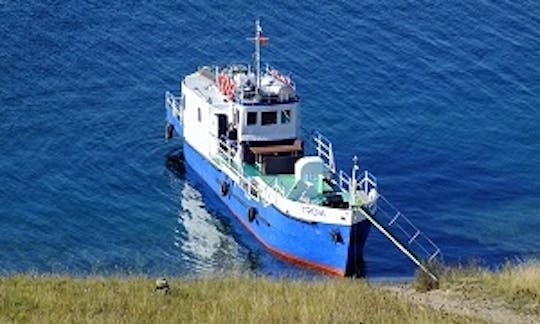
[1,1,539,279]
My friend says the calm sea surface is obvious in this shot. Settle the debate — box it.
[1,1,539,278]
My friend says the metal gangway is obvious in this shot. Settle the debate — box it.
[312,131,442,281]
[356,196,441,281]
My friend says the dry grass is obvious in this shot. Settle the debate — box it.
[413,261,443,292]
[0,274,476,323]
[439,261,540,315]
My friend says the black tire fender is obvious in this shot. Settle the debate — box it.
[221,181,229,196]
[165,123,174,140]
[248,207,257,222]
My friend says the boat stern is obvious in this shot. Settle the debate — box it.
[164,91,183,139]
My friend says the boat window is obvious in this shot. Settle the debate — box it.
[261,111,277,125]
[247,112,257,125]
[281,110,291,124]
[197,107,201,122]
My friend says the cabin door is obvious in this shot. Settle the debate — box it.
[216,114,228,139]
[209,114,228,156]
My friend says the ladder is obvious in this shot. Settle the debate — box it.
[356,195,441,281]
[311,130,441,280]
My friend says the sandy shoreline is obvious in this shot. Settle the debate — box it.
[379,282,539,324]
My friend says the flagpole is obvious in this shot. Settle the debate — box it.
[255,18,261,90]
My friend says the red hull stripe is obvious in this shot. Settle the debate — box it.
[229,204,345,277]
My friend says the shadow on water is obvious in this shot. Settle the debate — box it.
[164,147,185,177]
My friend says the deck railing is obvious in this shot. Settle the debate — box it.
[336,170,351,193]
[272,178,287,197]
[215,136,262,202]
[358,170,377,194]
[165,91,182,118]
[312,131,336,173]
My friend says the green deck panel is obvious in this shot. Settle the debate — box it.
[240,163,298,194]
[217,159,354,205]
[241,163,344,198]
[261,174,297,193]
[242,163,261,177]
[321,181,333,193]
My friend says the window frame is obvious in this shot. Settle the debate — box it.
[261,111,278,125]
[246,111,257,125]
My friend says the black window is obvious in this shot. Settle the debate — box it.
[197,107,201,122]
[261,111,277,125]
[247,112,257,125]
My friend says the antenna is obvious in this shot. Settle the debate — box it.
[247,18,269,92]
[350,156,360,206]
[255,18,261,89]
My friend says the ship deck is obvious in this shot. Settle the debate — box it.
[242,162,345,206]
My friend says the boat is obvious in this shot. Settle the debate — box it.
[164,20,441,278]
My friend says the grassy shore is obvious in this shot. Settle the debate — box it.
[1,274,474,323]
[1,263,538,323]
[437,261,540,316]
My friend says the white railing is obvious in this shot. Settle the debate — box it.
[312,131,375,197]
[216,137,237,164]
[336,170,351,193]
[358,170,377,194]
[165,91,182,120]
[312,131,336,173]
[215,136,261,202]
[272,178,287,197]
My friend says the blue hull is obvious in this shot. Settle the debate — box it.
[166,112,371,276]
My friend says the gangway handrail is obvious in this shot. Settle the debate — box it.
[357,205,439,281]
[377,195,441,260]
[364,193,442,280]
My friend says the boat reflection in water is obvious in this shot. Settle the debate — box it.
[166,149,321,277]
[166,150,250,275]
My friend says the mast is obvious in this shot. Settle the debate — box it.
[255,18,261,90]
[248,18,268,91]
[350,156,359,206]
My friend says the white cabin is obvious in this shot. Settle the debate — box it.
[181,65,301,163]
